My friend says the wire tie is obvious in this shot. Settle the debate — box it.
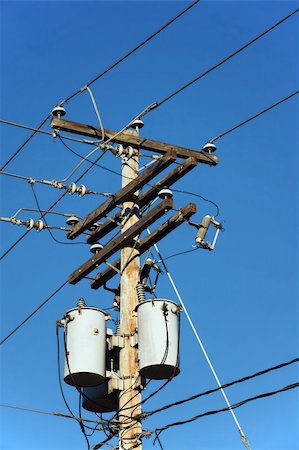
[80,85,88,93]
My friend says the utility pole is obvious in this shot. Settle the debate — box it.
[118,129,142,450]
[52,116,218,449]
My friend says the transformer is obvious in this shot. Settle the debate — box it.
[136,299,181,380]
[64,306,107,387]
[82,383,118,413]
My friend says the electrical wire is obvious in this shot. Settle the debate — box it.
[58,1,201,106]
[0,280,68,345]
[86,86,105,141]
[0,115,51,171]
[210,90,299,143]
[30,183,87,245]
[153,382,299,439]
[0,119,99,145]
[142,356,299,418]
[56,326,91,450]
[1,0,200,170]
[154,8,299,109]
[148,234,251,450]
[0,403,107,425]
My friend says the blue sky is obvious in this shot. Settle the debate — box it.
[0,1,298,450]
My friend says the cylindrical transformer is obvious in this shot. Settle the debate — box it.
[82,383,118,413]
[136,299,181,380]
[64,307,107,387]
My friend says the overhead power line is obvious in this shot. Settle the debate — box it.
[142,356,299,418]
[153,8,298,109]
[0,403,108,426]
[58,1,200,106]
[154,382,299,439]
[0,115,51,171]
[210,90,299,142]
[0,280,68,345]
[0,1,200,170]
[149,236,251,450]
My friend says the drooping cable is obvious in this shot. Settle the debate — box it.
[143,356,299,418]
[0,403,107,426]
[210,90,299,143]
[147,231,251,450]
[0,280,68,345]
[59,1,201,106]
[0,115,51,171]
[153,382,299,439]
[154,9,299,109]
[1,1,200,170]
[85,86,105,141]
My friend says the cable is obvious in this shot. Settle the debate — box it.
[1,1,200,170]
[59,1,201,106]
[154,382,299,438]
[160,246,200,262]
[143,356,299,418]
[0,115,51,171]
[155,8,299,109]
[0,279,68,345]
[147,233,251,450]
[56,326,91,450]
[0,119,99,145]
[30,183,86,245]
[171,188,220,217]
[0,403,107,425]
[86,86,105,141]
[210,90,299,142]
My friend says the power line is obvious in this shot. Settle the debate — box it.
[153,8,298,109]
[0,119,99,145]
[142,356,299,418]
[0,279,68,345]
[210,90,299,142]
[0,403,107,426]
[148,235,251,450]
[0,115,51,171]
[1,1,199,170]
[58,1,201,106]
[154,382,299,438]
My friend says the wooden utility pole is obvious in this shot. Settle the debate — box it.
[51,117,218,449]
[118,129,142,450]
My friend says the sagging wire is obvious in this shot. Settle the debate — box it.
[153,382,299,441]
[30,183,87,245]
[85,86,105,141]
[0,169,111,197]
[147,231,252,450]
[141,356,299,418]
[56,324,91,450]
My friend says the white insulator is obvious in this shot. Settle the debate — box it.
[158,188,173,199]
[116,144,124,156]
[90,243,103,254]
[68,182,77,195]
[51,106,66,118]
[36,219,45,232]
[66,215,80,226]
[89,222,100,232]
[26,218,34,230]
[202,142,217,153]
[127,146,134,158]
[136,282,146,303]
[77,298,86,308]
[130,119,144,130]
[78,184,87,197]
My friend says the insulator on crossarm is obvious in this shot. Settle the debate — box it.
[51,106,66,119]
[66,215,80,226]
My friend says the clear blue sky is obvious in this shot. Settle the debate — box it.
[0,1,298,450]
